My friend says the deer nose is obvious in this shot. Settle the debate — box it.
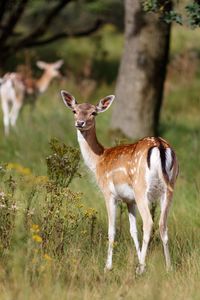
[75,120,86,128]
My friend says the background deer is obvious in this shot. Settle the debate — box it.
[0,60,63,135]
[61,90,179,274]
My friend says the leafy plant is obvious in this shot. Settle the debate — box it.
[23,139,98,278]
[46,138,81,187]
[0,166,17,254]
[163,10,183,25]
[186,2,200,28]
[142,0,200,27]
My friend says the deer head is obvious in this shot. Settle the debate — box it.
[61,90,115,131]
[36,60,63,78]
[35,60,64,93]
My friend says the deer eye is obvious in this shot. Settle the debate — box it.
[72,110,76,114]
[91,111,97,116]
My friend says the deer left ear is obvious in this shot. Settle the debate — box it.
[61,90,77,109]
[96,95,115,113]
[36,61,48,69]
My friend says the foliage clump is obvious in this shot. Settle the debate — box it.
[0,139,98,280]
[0,166,18,254]
[186,2,200,28]
[142,0,200,27]
[46,138,81,187]
[23,139,97,266]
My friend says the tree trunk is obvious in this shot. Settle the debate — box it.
[111,0,171,139]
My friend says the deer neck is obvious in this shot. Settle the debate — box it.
[77,125,104,173]
[36,71,53,93]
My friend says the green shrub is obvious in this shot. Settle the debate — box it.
[46,138,81,187]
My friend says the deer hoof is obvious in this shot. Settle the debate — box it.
[136,264,146,275]
[104,265,112,273]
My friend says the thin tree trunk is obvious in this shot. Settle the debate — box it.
[111,0,171,139]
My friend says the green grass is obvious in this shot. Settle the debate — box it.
[171,25,200,55]
[0,26,200,300]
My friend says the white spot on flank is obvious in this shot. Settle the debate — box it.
[137,151,144,173]
[107,167,127,178]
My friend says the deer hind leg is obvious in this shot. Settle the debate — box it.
[10,101,22,127]
[104,194,117,271]
[1,100,10,136]
[127,202,141,262]
[135,193,153,275]
[159,188,173,271]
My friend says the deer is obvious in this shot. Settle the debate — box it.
[61,90,179,275]
[0,60,63,135]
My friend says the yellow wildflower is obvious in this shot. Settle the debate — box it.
[43,254,52,261]
[31,224,40,233]
[31,175,49,185]
[77,203,84,208]
[6,162,32,176]
[84,208,97,219]
[6,163,17,170]
[19,167,31,175]
[32,234,42,243]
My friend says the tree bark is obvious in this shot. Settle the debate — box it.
[111,0,171,139]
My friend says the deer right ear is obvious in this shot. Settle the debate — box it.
[61,90,77,109]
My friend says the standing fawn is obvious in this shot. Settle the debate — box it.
[0,60,63,135]
[61,90,179,274]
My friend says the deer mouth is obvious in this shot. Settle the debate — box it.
[76,125,85,129]
[75,122,86,130]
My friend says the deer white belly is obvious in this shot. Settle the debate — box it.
[109,182,135,202]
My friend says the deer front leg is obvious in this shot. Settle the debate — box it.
[104,195,117,271]
[1,100,10,136]
[10,101,22,127]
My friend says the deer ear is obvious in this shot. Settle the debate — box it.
[96,95,115,113]
[36,61,48,69]
[53,60,64,69]
[61,90,77,109]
